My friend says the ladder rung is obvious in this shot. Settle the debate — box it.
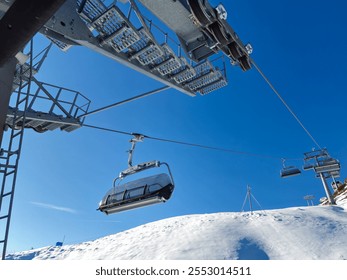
[0,150,17,157]
[0,164,16,169]
[0,215,9,220]
[13,130,23,138]
[0,149,11,155]
[8,151,17,157]
[2,191,12,198]
[6,170,16,176]
[0,240,5,244]
[18,97,28,105]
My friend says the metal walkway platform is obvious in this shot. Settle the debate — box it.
[6,107,82,133]
[6,78,91,133]
[38,0,229,96]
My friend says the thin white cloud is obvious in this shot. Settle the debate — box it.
[30,201,77,214]
[81,219,121,223]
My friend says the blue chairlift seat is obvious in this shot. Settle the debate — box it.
[280,166,301,178]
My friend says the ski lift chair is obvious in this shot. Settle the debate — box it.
[280,166,302,178]
[280,159,301,178]
[98,173,174,215]
[98,134,175,214]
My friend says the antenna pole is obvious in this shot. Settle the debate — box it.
[241,185,266,215]
[247,185,253,214]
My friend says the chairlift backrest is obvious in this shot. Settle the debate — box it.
[98,172,174,215]
[99,135,175,215]
[114,173,173,196]
[280,166,301,178]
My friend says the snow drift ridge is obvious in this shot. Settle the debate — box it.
[7,202,347,260]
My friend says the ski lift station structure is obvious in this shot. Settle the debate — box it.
[280,149,341,205]
[0,0,342,260]
[0,0,254,259]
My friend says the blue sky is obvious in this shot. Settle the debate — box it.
[5,0,347,252]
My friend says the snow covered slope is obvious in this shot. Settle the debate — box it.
[7,202,347,260]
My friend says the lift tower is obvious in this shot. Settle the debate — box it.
[0,42,91,259]
[0,0,70,260]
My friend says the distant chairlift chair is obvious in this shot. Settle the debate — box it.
[280,159,301,178]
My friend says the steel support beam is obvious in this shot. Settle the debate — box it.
[319,173,336,205]
[0,58,16,149]
[0,0,67,66]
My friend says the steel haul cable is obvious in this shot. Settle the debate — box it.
[82,123,298,160]
[250,58,322,150]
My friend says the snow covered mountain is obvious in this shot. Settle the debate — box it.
[7,191,347,260]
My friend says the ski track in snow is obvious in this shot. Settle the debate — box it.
[7,192,347,260]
